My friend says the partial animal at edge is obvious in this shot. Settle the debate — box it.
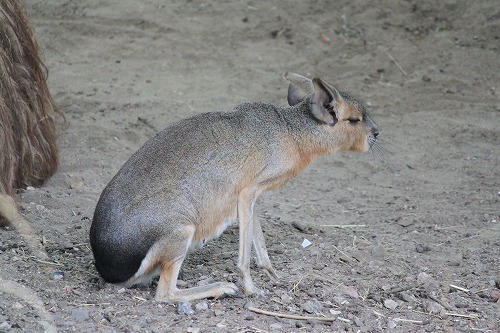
[0,0,63,259]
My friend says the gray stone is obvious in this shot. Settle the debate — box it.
[301,299,323,314]
[383,299,399,310]
[176,301,194,316]
[71,309,90,322]
[194,301,208,311]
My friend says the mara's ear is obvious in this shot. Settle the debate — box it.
[284,72,314,106]
[311,77,342,126]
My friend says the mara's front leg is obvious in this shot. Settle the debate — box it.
[237,188,264,296]
[252,215,279,280]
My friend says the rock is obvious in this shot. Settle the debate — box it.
[194,301,208,311]
[341,285,359,299]
[329,309,341,315]
[423,300,443,315]
[213,309,224,317]
[186,327,200,333]
[370,243,386,259]
[52,270,65,280]
[11,302,24,310]
[71,309,90,322]
[269,323,283,330]
[280,294,292,304]
[301,299,323,314]
[243,301,254,309]
[0,321,11,331]
[63,242,74,249]
[399,291,417,303]
[332,296,348,306]
[176,301,194,316]
[353,317,364,327]
[70,180,84,189]
[415,244,431,253]
[417,272,433,285]
[384,299,399,310]
[292,220,311,232]
[490,290,500,300]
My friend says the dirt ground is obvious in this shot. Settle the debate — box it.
[1,0,499,332]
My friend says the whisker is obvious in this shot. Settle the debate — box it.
[371,144,388,167]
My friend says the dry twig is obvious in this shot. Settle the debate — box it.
[383,50,408,76]
[246,304,337,322]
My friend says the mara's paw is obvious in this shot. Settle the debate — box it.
[263,266,280,281]
[215,282,240,298]
[245,285,267,299]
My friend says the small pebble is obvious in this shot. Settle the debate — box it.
[11,302,24,310]
[490,290,500,300]
[399,291,416,303]
[52,270,65,280]
[186,327,200,333]
[194,301,208,311]
[292,221,310,232]
[332,296,348,305]
[370,243,386,259]
[416,244,431,253]
[341,285,359,299]
[384,299,399,310]
[280,294,292,304]
[176,301,194,316]
[71,309,90,322]
[269,323,283,330]
[213,309,224,317]
[417,272,433,285]
[423,300,443,314]
[70,180,84,189]
[0,321,11,330]
[353,317,364,327]
[301,299,323,314]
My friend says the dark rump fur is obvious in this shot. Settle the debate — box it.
[0,0,62,199]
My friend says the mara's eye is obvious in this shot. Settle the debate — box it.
[347,118,361,124]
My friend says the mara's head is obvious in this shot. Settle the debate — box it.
[285,72,379,153]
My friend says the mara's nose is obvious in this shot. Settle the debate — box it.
[372,127,379,138]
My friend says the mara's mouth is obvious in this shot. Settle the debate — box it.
[368,136,377,150]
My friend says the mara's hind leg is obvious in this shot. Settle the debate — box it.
[0,194,48,259]
[155,255,240,303]
[154,227,239,302]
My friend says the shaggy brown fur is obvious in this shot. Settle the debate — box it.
[0,0,62,258]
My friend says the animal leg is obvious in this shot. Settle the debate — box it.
[252,215,279,280]
[0,194,48,259]
[237,188,264,296]
[155,255,239,303]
